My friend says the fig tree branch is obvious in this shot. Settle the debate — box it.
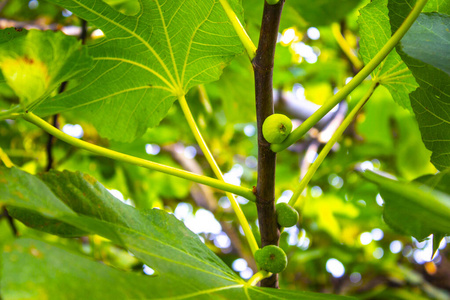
[252,0,285,288]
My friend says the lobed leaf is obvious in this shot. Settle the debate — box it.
[34,0,245,142]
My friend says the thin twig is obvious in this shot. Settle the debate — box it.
[45,20,87,171]
[1,207,18,236]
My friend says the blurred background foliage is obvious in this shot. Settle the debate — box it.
[0,0,448,299]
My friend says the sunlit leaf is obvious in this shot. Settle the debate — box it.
[0,29,93,109]
[34,0,245,142]
[358,0,418,111]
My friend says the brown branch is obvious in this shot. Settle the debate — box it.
[80,19,88,44]
[45,114,60,171]
[252,0,285,288]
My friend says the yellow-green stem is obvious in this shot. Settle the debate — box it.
[0,147,14,168]
[289,82,379,207]
[219,0,257,60]
[247,270,271,286]
[198,85,213,114]
[331,23,363,69]
[178,95,259,254]
[22,112,256,201]
[271,0,428,153]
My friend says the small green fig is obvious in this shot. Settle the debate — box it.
[276,203,299,228]
[255,245,287,273]
[262,114,292,144]
[266,0,280,5]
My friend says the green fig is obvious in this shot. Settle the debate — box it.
[276,203,299,228]
[262,114,292,144]
[254,245,287,273]
[266,0,280,4]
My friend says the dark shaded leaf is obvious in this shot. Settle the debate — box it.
[360,170,450,241]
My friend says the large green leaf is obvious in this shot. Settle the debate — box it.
[0,29,93,109]
[2,240,354,300]
[0,167,352,299]
[358,0,418,111]
[361,170,450,241]
[388,0,450,31]
[34,0,245,142]
[387,1,450,170]
[401,13,450,75]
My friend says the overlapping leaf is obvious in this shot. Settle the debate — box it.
[402,13,450,75]
[34,0,245,142]
[387,0,450,170]
[361,170,450,242]
[408,73,450,171]
[358,0,418,111]
[0,167,353,299]
[0,29,92,109]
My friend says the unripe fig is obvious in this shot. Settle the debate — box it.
[266,0,280,4]
[254,245,287,273]
[276,203,299,228]
[262,114,292,144]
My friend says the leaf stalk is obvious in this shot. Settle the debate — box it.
[247,270,271,286]
[219,0,257,60]
[289,81,379,207]
[22,112,256,202]
[177,95,259,255]
[331,22,363,70]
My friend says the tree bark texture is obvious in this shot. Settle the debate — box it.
[252,0,285,288]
